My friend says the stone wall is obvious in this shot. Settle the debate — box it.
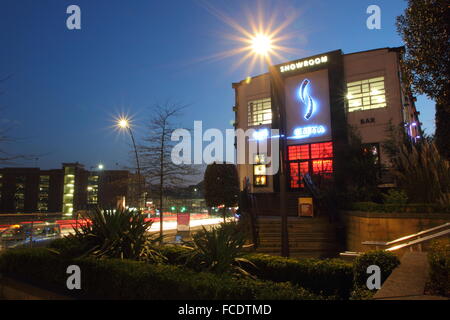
[343,211,450,252]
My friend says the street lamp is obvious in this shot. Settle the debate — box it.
[249,32,290,257]
[251,33,273,57]
[116,116,143,210]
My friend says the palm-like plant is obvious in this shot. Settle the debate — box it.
[393,142,450,206]
[185,221,255,277]
[69,207,164,261]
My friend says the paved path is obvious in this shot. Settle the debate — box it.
[374,251,448,300]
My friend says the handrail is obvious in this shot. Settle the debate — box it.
[386,229,450,252]
[362,222,450,247]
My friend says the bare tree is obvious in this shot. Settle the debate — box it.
[0,75,37,165]
[0,75,21,164]
[139,102,198,239]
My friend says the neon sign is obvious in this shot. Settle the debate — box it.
[280,56,328,73]
[299,79,315,120]
[290,125,326,140]
[252,128,269,141]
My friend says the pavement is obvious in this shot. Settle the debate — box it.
[373,251,448,300]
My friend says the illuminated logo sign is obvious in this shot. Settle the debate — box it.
[291,125,326,140]
[299,79,315,120]
[280,56,328,73]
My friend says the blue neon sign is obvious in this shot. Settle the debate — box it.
[298,79,316,120]
[290,125,326,140]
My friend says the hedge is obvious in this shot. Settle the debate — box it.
[243,254,353,299]
[157,245,353,298]
[349,202,450,213]
[353,250,400,287]
[427,239,450,297]
[0,248,321,300]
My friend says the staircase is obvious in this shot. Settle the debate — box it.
[255,216,341,258]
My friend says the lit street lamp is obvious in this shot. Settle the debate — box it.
[116,117,144,209]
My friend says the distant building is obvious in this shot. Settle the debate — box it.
[0,162,142,214]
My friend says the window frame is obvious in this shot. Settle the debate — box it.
[346,76,387,112]
[287,142,334,190]
[247,98,272,127]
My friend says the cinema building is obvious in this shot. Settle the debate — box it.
[232,47,421,218]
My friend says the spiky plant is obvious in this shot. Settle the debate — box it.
[185,221,255,277]
[67,207,164,261]
[393,141,450,206]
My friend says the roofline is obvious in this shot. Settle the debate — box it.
[233,46,405,85]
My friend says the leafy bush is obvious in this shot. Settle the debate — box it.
[0,248,321,300]
[427,238,450,297]
[184,222,254,276]
[382,189,408,205]
[353,250,400,287]
[61,208,162,261]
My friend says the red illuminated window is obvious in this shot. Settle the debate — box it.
[288,145,309,161]
[287,142,334,189]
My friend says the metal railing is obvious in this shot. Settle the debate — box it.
[340,222,450,258]
[362,222,450,252]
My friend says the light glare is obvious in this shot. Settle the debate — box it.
[251,34,272,56]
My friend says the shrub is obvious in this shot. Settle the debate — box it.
[349,287,376,300]
[427,238,450,297]
[382,189,408,205]
[156,245,354,298]
[61,207,162,261]
[392,142,450,206]
[185,222,254,276]
[243,253,353,299]
[353,250,400,287]
[349,201,450,213]
[0,248,321,300]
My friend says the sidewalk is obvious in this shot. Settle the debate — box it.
[374,251,448,300]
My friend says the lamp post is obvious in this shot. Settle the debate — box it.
[250,33,290,257]
[117,117,143,210]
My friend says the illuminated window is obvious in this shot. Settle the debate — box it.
[88,175,99,205]
[253,153,268,187]
[362,143,380,165]
[288,142,333,189]
[346,77,386,112]
[63,167,75,214]
[248,98,272,126]
[38,175,49,212]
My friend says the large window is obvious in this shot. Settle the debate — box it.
[288,142,333,189]
[63,167,75,214]
[87,175,99,205]
[248,98,272,126]
[38,175,50,212]
[346,76,386,112]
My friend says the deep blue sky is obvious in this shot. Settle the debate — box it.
[0,0,436,170]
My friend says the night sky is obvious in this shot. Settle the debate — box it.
[0,0,436,171]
